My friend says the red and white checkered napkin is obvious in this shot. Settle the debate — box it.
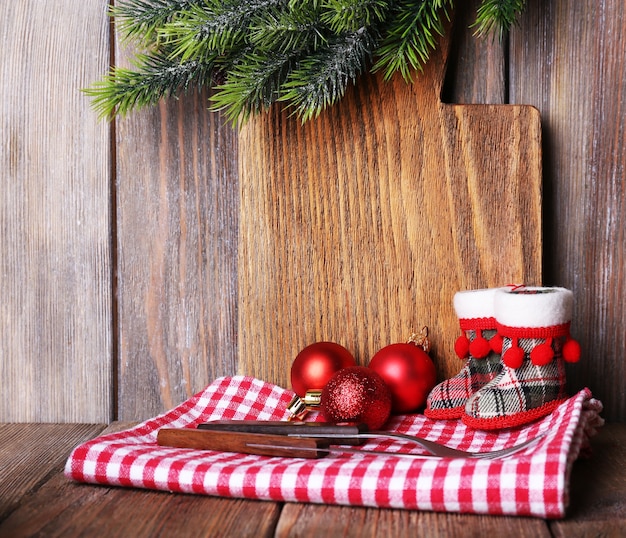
[65,376,603,518]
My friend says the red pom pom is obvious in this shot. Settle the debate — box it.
[562,338,581,363]
[530,342,555,366]
[489,333,503,354]
[503,346,525,369]
[320,366,392,430]
[469,334,491,359]
[454,335,470,359]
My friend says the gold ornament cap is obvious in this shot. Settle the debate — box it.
[287,390,322,421]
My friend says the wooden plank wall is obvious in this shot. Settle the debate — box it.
[0,1,112,422]
[1,0,624,423]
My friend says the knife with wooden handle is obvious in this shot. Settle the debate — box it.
[157,426,447,460]
[157,428,330,458]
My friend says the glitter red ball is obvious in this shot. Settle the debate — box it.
[320,366,392,430]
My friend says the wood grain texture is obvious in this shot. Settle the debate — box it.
[238,33,542,389]
[0,423,106,520]
[510,0,626,421]
[0,424,281,538]
[550,423,626,536]
[0,1,112,422]
[444,0,506,105]
[115,84,239,417]
[275,503,551,537]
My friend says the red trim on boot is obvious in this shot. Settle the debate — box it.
[459,317,497,331]
[424,405,464,420]
[461,398,566,430]
[496,321,571,339]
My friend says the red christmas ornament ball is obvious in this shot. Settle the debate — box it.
[290,341,356,397]
[368,342,437,413]
[320,366,392,430]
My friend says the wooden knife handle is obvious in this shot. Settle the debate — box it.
[157,428,328,459]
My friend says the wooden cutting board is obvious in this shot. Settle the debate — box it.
[237,32,542,388]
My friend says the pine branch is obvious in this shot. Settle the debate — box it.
[320,0,390,33]
[473,0,527,39]
[249,2,325,54]
[210,51,296,123]
[279,27,376,122]
[373,0,453,82]
[86,0,532,124]
[83,52,215,119]
[160,0,285,60]
[113,0,204,44]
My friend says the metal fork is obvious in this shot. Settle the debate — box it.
[195,421,544,460]
[293,431,545,459]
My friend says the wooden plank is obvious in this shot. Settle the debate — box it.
[0,474,281,538]
[510,0,626,421]
[237,31,542,389]
[0,1,112,421]
[0,423,106,521]
[115,84,239,416]
[275,503,551,537]
[0,423,281,537]
[444,0,507,104]
[550,423,626,536]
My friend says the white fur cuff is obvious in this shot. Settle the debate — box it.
[494,287,573,328]
[453,288,501,319]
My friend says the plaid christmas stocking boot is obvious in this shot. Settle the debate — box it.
[424,288,504,420]
[463,286,581,430]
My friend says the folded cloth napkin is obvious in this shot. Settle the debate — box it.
[65,376,603,518]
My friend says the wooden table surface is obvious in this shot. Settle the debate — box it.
[1,423,624,537]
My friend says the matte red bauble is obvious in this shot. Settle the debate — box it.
[369,342,437,413]
[320,366,392,430]
[290,341,356,397]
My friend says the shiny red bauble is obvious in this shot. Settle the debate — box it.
[290,341,356,397]
[320,366,392,430]
[368,342,437,413]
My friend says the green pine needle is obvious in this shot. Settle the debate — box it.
[249,3,326,54]
[373,0,453,82]
[113,0,203,45]
[473,0,527,39]
[210,52,295,123]
[320,0,389,33]
[160,0,283,60]
[279,28,375,122]
[83,52,215,119]
[85,0,531,125]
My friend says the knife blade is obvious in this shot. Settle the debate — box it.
[198,420,367,445]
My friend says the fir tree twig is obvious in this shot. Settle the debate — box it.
[83,52,215,119]
[373,0,453,82]
[84,0,531,125]
[473,0,527,40]
[279,27,376,122]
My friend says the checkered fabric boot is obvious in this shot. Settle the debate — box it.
[424,288,504,420]
[463,286,581,430]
